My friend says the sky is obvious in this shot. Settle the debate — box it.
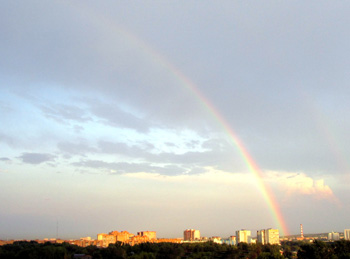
[1,1,350,240]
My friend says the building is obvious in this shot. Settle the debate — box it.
[257,229,280,245]
[157,238,182,243]
[222,236,236,245]
[266,229,279,244]
[328,232,340,241]
[109,230,134,243]
[137,231,157,240]
[257,230,266,244]
[97,233,116,248]
[257,229,279,245]
[344,229,350,240]
[184,229,201,241]
[209,236,221,244]
[236,230,251,244]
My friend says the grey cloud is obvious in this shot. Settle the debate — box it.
[1,0,349,177]
[97,139,244,173]
[40,104,91,124]
[88,101,151,132]
[57,139,152,160]
[154,164,189,175]
[186,140,201,149]
[73,125,84,134]
[98,140,151,157]
[164,142,176,147]
[0,133,16,147]
[57,141,97,157]
[0,102,14,113]
[72,159,187,175]
[18,153,56,164]
[0,1,210,131]
[0,157,11,162]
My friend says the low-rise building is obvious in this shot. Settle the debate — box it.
[97,233,116,248]
[222,236,236,245]
[137,231,157,240]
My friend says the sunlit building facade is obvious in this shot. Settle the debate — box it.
[236,230,251,244]
[184,229,200,241]
[344,229,350,240]
[257,229,279,245]
[266,229,279,244]
[137,231,157,240]
[328,232,340,241]
[97,233,116,248]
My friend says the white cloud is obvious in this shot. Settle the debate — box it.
[265,171,339,203]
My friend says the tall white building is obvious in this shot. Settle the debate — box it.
[344,229,350,240]
[236,230,251,244]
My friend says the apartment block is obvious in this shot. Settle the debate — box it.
[184,229,201,241]
[236,230,251,244]
[137,231,157,240]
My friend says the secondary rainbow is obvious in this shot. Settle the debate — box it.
[68,2,289,236]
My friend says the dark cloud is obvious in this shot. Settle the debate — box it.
[0,157,11,162]
[18,153,56,164]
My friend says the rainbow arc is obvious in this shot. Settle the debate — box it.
[66,2,289,236]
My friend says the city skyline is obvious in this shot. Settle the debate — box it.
[1,1,350,240]
[2,226,350,245]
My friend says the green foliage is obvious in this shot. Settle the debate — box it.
[2,239,350,258]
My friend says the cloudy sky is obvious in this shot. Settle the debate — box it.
[1,1,350,240]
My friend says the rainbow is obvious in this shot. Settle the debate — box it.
[65,2,289,236]
[165,66,289,236]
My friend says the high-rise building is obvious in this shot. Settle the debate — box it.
[257,229,279,245]
[236,230,251,244]
[184,229,200,241]
[257,230,266,244]
[328,232,340,241]
[266,229,280,244]
[344,229,350,240]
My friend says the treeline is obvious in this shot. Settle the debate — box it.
[1,239,350,259]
